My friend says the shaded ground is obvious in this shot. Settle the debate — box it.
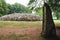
[0,26,60,40]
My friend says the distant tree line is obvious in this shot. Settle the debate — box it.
[0,0,60,19]
[0,0,32,16]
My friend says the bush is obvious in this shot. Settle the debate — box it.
[0,13,41,21]
[0,14,3,17]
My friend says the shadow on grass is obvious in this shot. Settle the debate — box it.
[39,35,60,40]
[46,35,60,40]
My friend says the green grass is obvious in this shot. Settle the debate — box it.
[0,20,59,28]
[54,20,60,27]
[0,33,29,40]
[54,20,60,23]
[0,20,59,40]
[0,21,42,28]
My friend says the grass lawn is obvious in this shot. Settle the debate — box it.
[0,21,42,28]
[0,20,59,40]
[54,20,60,27]
[0,20,59,28]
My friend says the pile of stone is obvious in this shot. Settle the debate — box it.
[0,13,41,21]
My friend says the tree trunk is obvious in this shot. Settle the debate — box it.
[41,3,56,38]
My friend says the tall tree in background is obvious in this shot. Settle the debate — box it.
[0,0,32,16]
[28,0,60,19]
[28,0,56,38]
[7,3,32,14]
[35,7,42,16]
[0,0,9,16]
[28,0,43,16]
[0,0,3,16]
[48,0,60,19]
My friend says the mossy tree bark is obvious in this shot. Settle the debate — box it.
[41,3,56,38]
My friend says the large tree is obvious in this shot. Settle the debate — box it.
[28,0,57,38]
[0,0,9,16]
[7,3,32,14]
[28,0,60,19]
[41,2,56,38]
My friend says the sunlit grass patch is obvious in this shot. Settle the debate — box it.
[0,20,59,28]
[54,20,60,27]
[0,21,42,28]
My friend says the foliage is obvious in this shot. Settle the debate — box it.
[47,0,60,19]
[28,0,43,16]
[7,3,32,14]
[35,7,42,16]
[28,0,35,5]
[0,0,9,16]
[28,0,60,19]
[0,0,32,16]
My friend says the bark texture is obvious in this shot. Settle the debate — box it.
[41,3,56,38]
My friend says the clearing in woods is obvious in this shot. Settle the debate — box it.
[0,20,60,40]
